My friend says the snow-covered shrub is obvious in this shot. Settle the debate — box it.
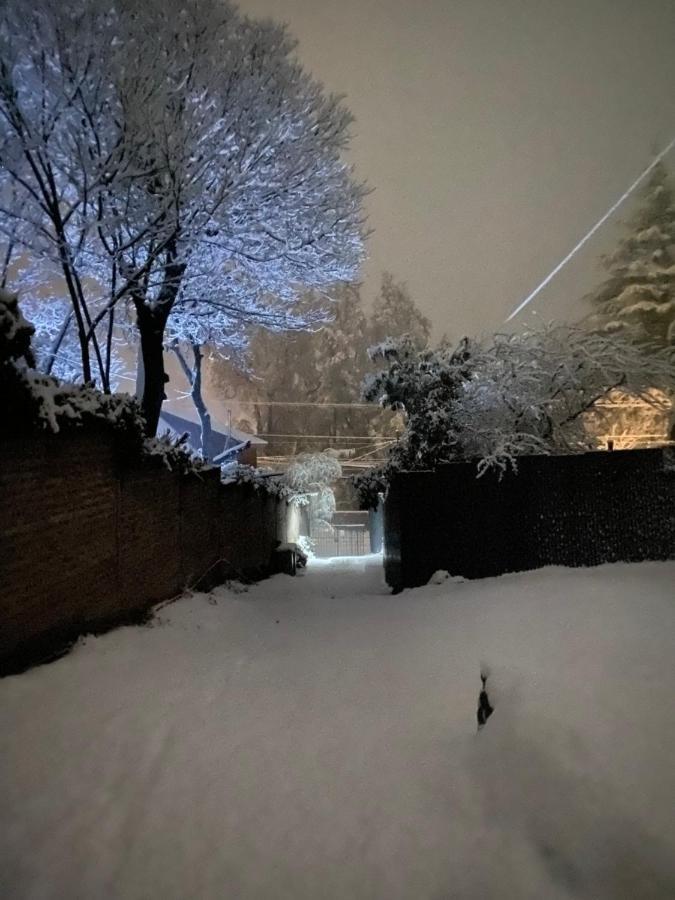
[284,452,342,493]
[352,464,392,512]
[221,464,291,498]
[2,291,143,437]
[355,324,675,505]
[9,363,206,469]
[143,433,210,474]
[307,488,337,530]
[283,451,341,529]
[296,535,316,559]
[8,367,144,436]
[1,292,206,475]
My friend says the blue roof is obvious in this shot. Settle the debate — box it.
[158,409,264,459]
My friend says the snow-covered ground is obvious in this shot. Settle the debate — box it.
[1,557,674,899]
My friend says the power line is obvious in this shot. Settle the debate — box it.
[504,134,675,323]
[255,433,398,440]
[349,441,397,462]
[219,399,383,408]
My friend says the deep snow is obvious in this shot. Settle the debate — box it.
[1,556,674,899]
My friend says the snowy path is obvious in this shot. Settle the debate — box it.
[1,557,674,899]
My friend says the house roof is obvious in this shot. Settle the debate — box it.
[158,408,267,447]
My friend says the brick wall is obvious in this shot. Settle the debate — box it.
[0,430,289,673]
[384,448,675,590]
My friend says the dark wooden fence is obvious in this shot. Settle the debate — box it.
[0,430,289,674]
[384,448,675,590]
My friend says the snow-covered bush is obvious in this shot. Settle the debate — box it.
[355,324,675,505]
[221,464,291,498]
[283,452,342,529]
[8,367,144,436]
[296,535,316,559]
[2,291,142,437]
[284,452,342,493]
[352,464,392,512]
[143,433,210,475]
[1,292,206,474]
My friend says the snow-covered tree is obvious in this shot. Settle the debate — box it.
[211,291,330,453]
[0,0,367,435]
[284,451,342,529]
[209,276,428,455]
[308,283,374,439]
[585,162,675,350]
[209,286,368,453]
[166,293,319,458]
[284,450,342,493]
[355,324,675,505]
[315,284,369,402]
[0,0,124,387]
[369,272,431,350]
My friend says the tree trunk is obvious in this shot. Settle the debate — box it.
[171,342,214,459]
[45,311,73,375]
[190,343,213,459]
[134,241,186,437]
[136,302,170,437]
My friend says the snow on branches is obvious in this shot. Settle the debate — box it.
[220,464,293,500]
[1,292,205,475]
[222,452,343,521]
[0,0,367,434]
[284,451,342,494]
[586,162,675,349]
[355,324,675,505]
[283,451,342,528]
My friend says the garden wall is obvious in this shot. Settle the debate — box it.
[0,430,289,674]
[384,448,675,590]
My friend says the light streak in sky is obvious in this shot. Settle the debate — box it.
[505,135,675,323]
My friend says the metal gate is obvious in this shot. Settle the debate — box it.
[312,511,371,557]
[313,524,369,557]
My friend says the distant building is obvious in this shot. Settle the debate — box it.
[158,409,267,466]
[584,389,674,450]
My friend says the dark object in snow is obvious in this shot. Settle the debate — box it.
[273,542,308,576]
[477,673,494,731]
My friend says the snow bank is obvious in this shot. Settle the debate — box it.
[1,558,673,898]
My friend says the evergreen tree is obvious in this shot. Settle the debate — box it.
[313,284,371,437]
[227,287,371,453]
[247,324,320,455]
[208,292,329,453]
[369,272,431,349]
[209,274,430,456]
[586,162,675,349]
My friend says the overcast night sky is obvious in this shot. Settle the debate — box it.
[241,0,675,339]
